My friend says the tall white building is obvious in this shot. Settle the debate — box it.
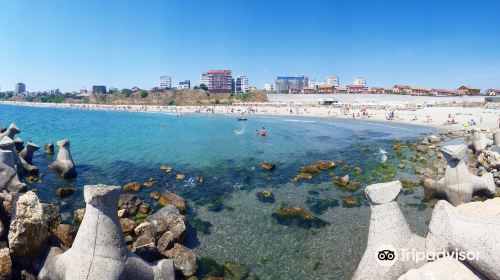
[326,76,339,87]
[263,83,272,92]
[235,75,249,93]
[354,77,366,86]
[160,75,172,89]
[200,73,210,87]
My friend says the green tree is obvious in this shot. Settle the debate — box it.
[140,90,149,98]
[199,83,208,91]
[121,88,132,97]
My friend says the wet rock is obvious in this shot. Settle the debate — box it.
[224,262,249,280]
[0,247,12,280]
[361,147,369,152]
[175,174,186,181]
[52,223,75,248]
[163,243,197,277]
[55,187,76,197]
[159,191,186,213]
[398,163,405,169]
[261,161,275,171]
[8,191,48,262]
[138,203,150,215]
[256,191,275,203]
[118,194,142,216]
[160,165,173,173]
[272,206,328,228]
[117,209,126,218]
[44,143,54,155]
[342,196,361,207]
[143,178,156,187]
[353,167,362,175]
[306,197,339,215]
[25,175,39,184]
[415,145,428,153]
[477,150,500,172]
[42,203,62,229]
[196,176,205,184]
[119,218,136,234]
[293,173,313,181]
[73,208,85,223]
[150,191,161,200]
[122,182,141,192]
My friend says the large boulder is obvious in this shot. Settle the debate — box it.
[0,247,12,280]
[163,243,197,277]
[477,150,500,172]
[158,192,186,213]
[118,194,142,217]
[8,191,49,263]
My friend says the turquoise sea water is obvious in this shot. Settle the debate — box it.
[0,104,435,279]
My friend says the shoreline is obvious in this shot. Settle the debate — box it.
[1,100,499,131]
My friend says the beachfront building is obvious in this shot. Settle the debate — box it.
[430,89,457,96]
[457,86,481,96]
[408,86,430,96]
[274,75,308,94]
[263,83,272,92]
[369,87,393,94]
[92,85,107,94]
[15,83,26,94]
[318,85,335,93]
[326,76,339,87]
[301,87,316,94]
[200,70,233,93]
[336,87,348,93]
[485,89,500,96]
[347,84,368,94]
[392,85,411,94]
[160,76,172,90]
[234,75,249,93]
[353,77,366,86]
[178,80,191,90]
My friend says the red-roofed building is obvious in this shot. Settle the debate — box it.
[457,86,481,96]
[430,89,457,96]
[408,86,430,96]
[392,85,411,94]
[318,85,335,93]
[347,84,368,94]
[302,87,316,94]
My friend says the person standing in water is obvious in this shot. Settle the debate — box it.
[261,127,267,137]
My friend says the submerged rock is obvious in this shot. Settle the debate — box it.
[52,223,75,249]
[261,161,275,171]
[122,182,142,192]
[272,206,328,228]
[55,187,76,197]
[342,196,361,208]
[293,172,313,181]
[44,143,55,155]
[175,174,186,181]
[73,208,85,223]
[160,165,173,173]
[118,194,142,217]
[256,191,275,203]
[143,178,156,187]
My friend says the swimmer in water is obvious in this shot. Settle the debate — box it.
[162,122,166,128]
[261,127,267,137]
[255,129,259,135]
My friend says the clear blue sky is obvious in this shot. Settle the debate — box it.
[1,0,499,92]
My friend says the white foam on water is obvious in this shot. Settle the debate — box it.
[282,119,317,123]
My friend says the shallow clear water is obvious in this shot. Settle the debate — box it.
[0,104,435,279]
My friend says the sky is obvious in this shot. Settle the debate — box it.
[1,0,499,92]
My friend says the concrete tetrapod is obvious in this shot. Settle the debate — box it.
[352,181,426,280]
[494,130,500,147]
[423,144,495,206]
[397,257,480,280]
[48,139,76,178]
[0,136,38,175]
[0,123,20,141]
[19,141,40,164]
[426,199,500,280]
[0,150,25,193]
[38,184,175,280]
[470,131,493,155]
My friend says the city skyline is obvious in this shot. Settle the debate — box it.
[1,0,500,92]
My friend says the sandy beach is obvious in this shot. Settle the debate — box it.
[1,95,499,131]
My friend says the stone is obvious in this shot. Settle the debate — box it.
[123,182,141,192]
[8,191,49,263]
[118,194,142,217]
[55,187,76,197]
[150,192,160,200]
[53,223,75,248]
[260,161,275,171]
[423,144,496,206]
[397,257,479,280]
[426,199,500,280]
[352,181,426,280]
[160,165,172,173]
[156,231,175,254]
[138,203,150,215]
[48,139,77,179]
[42,203,62,228]
[163,243,197,277]
[477,150,500,172]
[0,123,20,141]
[120,218,136,234]
[415,145,428,153]
[0,248,12,280]
[470,131,493,155]
[159,191,186,213]
[44,143,54,155]
[118,209,126,218]
[74,208,85,223]
[143,178,156,187]
[146,205,186,240]
[38,184,175,280]
[19,141,40,164]
[175,174,185,181]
